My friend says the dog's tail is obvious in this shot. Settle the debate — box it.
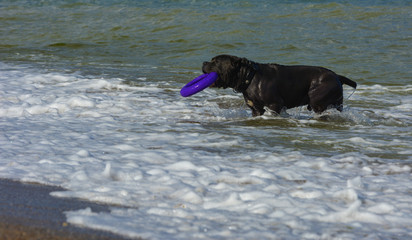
[338,75,357,89]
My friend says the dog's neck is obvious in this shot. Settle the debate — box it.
[235,61,259,92]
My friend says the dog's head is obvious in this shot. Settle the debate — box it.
[202,55,257,92]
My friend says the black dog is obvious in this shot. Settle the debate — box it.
[202,54,357,116]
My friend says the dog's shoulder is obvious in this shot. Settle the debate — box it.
[255,63,281,77]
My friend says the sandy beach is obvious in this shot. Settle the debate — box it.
[0,179,137,240]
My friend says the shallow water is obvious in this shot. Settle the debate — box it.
[1,1,411,239]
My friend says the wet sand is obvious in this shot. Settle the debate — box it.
[0,179,139,240]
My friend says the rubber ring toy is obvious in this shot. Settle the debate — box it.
[180,72,218,97]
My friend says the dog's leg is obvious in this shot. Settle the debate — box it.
[251,108,265,117]
[310,95,343,113]
[249,103,265,117]
[244,95,265,117]
[308,75,343,114]
[267,96,285,115]
[267,103,284,115]
[244,98,265,117]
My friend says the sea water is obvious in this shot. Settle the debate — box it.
[1,1,411,239]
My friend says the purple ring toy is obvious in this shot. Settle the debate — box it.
[180,72,218,97]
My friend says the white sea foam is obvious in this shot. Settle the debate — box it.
[1,64,412,239]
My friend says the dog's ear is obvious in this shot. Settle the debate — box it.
[232,57,246,69]
[236,58,251,78]
[239,57,250,66]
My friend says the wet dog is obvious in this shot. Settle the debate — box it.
[202,54,357,116]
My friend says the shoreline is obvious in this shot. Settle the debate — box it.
[0,178,139,240]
